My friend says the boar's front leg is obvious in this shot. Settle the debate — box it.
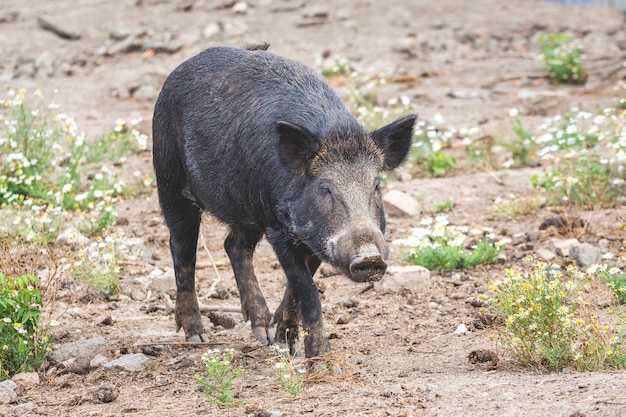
[162,196,208,342]
[224,228,274,345]
[268,230,330,359]
[273,254,321,355]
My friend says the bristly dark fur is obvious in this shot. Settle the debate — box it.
[246,42,270,51]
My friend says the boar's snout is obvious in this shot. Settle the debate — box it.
[349,244,387,282]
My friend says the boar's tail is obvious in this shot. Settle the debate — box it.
[246,42,270,51]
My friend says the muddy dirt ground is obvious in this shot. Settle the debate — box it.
[2,0,626,416]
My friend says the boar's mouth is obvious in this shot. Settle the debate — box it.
[348,245,387,282]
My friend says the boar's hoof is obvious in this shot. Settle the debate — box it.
[186,333,210,343]
[252,326,275,345]
[349,255,387,282]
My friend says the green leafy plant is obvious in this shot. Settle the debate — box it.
[0,88,148,245]
[537,33,586,84]
[593,258,626,304]
[433,198,454,213]
[393,215,509,272]
[521,107,626,208]
[195,348,243,405]
[0,273,53,380]
[70,234,125,295]
[485,257,626,372]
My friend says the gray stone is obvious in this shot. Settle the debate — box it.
[569,243,602,267]
[37,15,81,40]
[103,353,150,373]
[48,336,108,363]
[90,354,109,369]
[203,22,221,39]
[0,380,17,404]
[148,268,176,293]
[454,323,469,335]
[11,372,39,390]
[374,265,431,293]
[549,238,580,257]
[535,248,557,261]
[383,189,421,218]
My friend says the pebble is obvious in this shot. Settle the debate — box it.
[37,14,81,40]
[49,336,108,363]
[549,238,580,257]
[569,243,601,267]
[383,189,421,218]
[103,353,150,372]
[535,248,556,261]
[11,372,39,390]
[0,380,17,404]
[453,323,469,335]
[374,265,431,293]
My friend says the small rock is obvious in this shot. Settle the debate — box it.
[0,380,17,404]
[447,88,488,99]
[569,243,602,267]
[203,22,222,39]
[148,269,176,293]
[49,336,108,363]
[60,357,91,375]
[549,238,580,257]
[37,15,81,40]
[90,354,109,369]
[425,383,437,392]
[374,265,431,293]
[208,312,238,329]
[535,248,557,261]
[454,323,469,335]
[232,1,248,14]
[11,372,39,390]
[85,385,119,403]
[55,226,89,247]
[383,189,421,218]
[336,315,350,325]
[103,353,150,372]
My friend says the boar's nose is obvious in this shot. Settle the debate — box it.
[349,245,387,282]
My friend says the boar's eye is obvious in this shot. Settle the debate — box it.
[374,178,381,192]
[319,181,333,199]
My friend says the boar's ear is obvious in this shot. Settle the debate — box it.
[277,121,321,174]
[371,114,417,171]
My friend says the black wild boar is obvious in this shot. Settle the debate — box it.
[152,44,416,360]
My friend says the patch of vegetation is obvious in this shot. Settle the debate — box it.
[271,344,305,396]
[530,108,626,208]
[485,257,626,372]
[393,215,509,272]
[0,87,150,293]
[0,273,54,380]
[490,193,540,219]
[70,234,125,295]
[537,33,586,84]
[0,88,149,244]
[195,348,243,405]
[433,198,454,213]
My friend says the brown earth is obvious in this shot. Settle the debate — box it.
[2,0,626,416]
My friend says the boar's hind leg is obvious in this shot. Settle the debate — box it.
[224,228,274,345]
[273,254,321,356]
[161,195,207,342]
